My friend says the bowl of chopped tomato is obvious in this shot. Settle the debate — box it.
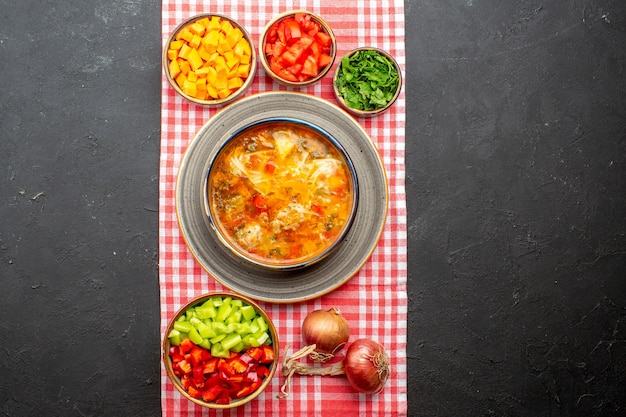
[259,11,336,87]
[204,117,359,270]
[333,47,402,117]
[164,14,257,106]
[163,292,279,409]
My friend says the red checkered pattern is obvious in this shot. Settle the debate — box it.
[160,1,407,415]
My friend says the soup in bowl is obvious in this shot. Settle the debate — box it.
[205,118,358,270]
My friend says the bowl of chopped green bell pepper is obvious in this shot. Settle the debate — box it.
[163,292,279,409]
[332,47,402,117]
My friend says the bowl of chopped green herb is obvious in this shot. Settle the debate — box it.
[332,47,402,117]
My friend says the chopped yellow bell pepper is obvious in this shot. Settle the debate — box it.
[219,19,234,35]
[189,22,205,36]
[196,17,211,29]
[189,34,202,50]
[178,43,191,60]
[167,15,253,101]
[225,27,244,48]
[202,30,220,53]
[169,40,184,50]
[208,16,221,31]
[207,84,219,99]
[176,28,194,43]
[169,59,181,79]
[175,73,186,88]
[227,76,243,90]
[237,64,250,78]
[167,48,178,61]
[187,48,204,71]
[178,59,190,75]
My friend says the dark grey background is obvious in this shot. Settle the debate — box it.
[1,0,624,416]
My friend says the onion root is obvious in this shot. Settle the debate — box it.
[277,344,345,399]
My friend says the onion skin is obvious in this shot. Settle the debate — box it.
[344,339,390,394]
[302,307,350,361]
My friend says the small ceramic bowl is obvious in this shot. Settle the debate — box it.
[204,117,359,270]
[163,13,257,106]
[333,47,402,117]
[163,292,279,409]
[259,10,336,87]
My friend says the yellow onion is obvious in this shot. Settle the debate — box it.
[301,307,350,362]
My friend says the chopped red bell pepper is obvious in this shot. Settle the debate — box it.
[179,338,195,354]
[176,359,192,375]
[250,378,262,392]
[246,346,264,361]
[219,361,237,379]
[201,384,224,402]
[192,366,205,386]
[187,385,202,399]
[260,345,275,364]
[236,385,255,398]
[190,346,210,366]
[169,347,184,364]
[214,391,231,405]
[256,365,270,379]
[202,358,218,374]
[228,357,248,374]
[169,337,275,405]
[180,375,192,390]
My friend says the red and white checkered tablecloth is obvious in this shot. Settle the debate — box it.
[159,1,407,415]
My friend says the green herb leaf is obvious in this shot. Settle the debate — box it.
[335,50,400,111]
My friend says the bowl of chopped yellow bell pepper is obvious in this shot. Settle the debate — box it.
[164,14,257,106]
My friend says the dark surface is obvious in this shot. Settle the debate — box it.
[1,0,624,416]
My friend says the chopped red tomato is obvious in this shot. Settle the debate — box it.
[315,31,332,47]
[264,13,333,83]
[311,203,324,216]
[288,244,303,258]
[302,55,319,77]
[283,19,301,43]
[317,53,333,69]
[252,193,269,214]
[249,154,262,170]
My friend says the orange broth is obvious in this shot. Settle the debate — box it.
[208,121,355,266]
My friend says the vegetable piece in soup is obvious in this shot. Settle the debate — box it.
[209,122,354,265]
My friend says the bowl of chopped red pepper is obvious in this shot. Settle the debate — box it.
[332,47,402,117]
[259,10,336,87]
[163,292,279,408]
